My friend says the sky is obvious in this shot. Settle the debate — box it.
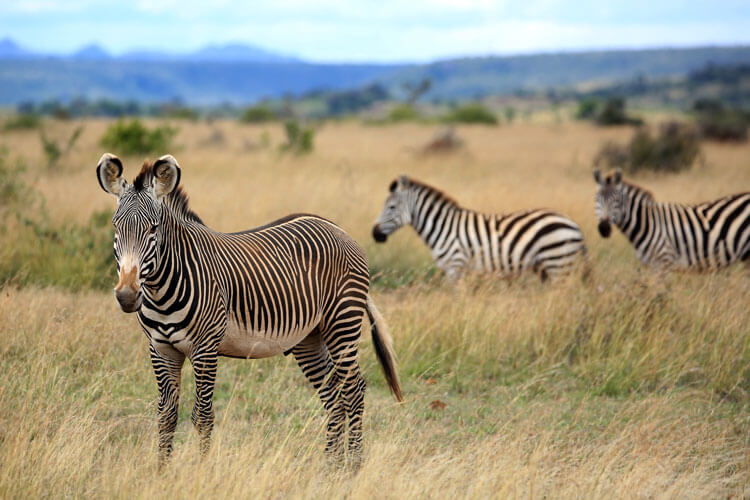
[1,0,749,63]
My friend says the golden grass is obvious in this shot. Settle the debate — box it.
[0,118,748,498]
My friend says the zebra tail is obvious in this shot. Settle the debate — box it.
[366,295,403,402]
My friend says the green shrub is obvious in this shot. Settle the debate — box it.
[0,148,31,217]
[443,103,498,125]
[575,97,600,120]
[503,107,516,124]
[240,105,276,123]
[0,148,114,290]
[99,119,178,155]
[594,121,701,174]
[0,209,114,291]
[39,125,84,168]
[3,113,42,131]
[279,120,314,155]
[388,104,420,122]
[596,98,643,126]
[576,97,642,126]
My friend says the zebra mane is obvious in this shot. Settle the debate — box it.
[132,160,204,224]
[621,180,655,201]
[406,177,460,208]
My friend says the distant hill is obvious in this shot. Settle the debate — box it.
[0,41,749,105]
[0,59,399,105]
[72,44,111,60]
[0,37,35,59]
[377,46,750,99]
[0,37,299,63]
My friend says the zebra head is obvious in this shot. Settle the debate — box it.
[96,153,181,313]
[373,175,413,243]
[593,168,625,238]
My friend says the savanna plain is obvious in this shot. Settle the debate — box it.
[0,117,748,498]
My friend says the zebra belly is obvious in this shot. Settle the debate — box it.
[218,320,313,359]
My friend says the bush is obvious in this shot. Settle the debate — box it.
[3,113,42,131]
[693,100,748,142]
[575,97,642,126]
[575,97,600,120]
[388,104,420,122]
[279,120,314,155]
[99,119,178,155]
[39,125,84,168]
[443,103,498,125]
[0,148,114,290]
[594,121,701,174]
[240,105,276,123]
[596,98,643,126]
[0,148,31,218]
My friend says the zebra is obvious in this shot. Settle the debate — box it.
[96,153,402,469]
[372,175,587,281]
[594,168,750,270]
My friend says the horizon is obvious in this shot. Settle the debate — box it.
[1,1,749,64]
[3,35,750,65]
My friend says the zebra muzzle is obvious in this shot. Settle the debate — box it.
[115,286,142,313]
[598,220,612,238]
[115,264,143,313]
[372,225,388,243]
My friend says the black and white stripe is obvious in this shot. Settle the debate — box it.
[594,169,750,270]
[372,175,587,281]
[96,153,402,469]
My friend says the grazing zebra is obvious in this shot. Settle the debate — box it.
[96,153,402,468]
[594,169,750,270]
[372,175,587,281]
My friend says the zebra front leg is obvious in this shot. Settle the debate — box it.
[150,343,185,469]
[189,349,218,457]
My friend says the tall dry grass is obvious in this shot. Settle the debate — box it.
[0,118,748,498]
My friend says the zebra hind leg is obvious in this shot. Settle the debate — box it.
[149,344,185,470]
[189,349,218,458]
[321,306,367,470]
[291,329,346,465]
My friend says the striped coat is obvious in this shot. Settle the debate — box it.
[594,169,750,270]
[97,153,401,469]
[373,175,587,281]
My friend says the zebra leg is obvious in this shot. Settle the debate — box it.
[321,305,367,469]
[189,349,218,457]
[149,343,185,469]
[291,329,346,464]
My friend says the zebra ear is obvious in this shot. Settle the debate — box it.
[397,174,408,189]
[593,169,602,184]
[152,155,181,200]
[613,169,623,184]
[96,153,126,197]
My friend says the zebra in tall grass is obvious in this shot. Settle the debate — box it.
[594,169,750,270]
[96,153,402,469]
[372,175,587,281]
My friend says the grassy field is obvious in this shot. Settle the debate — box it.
[0,117,748,498]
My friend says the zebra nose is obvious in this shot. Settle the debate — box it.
[115,287,142,313]
[598,220,612,238]
[372,225,388,243]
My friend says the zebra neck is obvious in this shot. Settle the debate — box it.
[410,190,461,251]
[618,185,658,245]
[144,211,200,301]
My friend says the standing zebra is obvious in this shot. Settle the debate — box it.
[594,169,750,270]
[372,175,587,281]
[96,153,402,468]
